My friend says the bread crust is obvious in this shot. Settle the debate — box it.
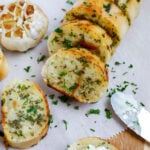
[0,0,48,52]
[68,137,119,150]
[1,79,50,149]
[0,48,8,80]
[42,48,108,103]
[48,20,114,63]
[64,0,129,46]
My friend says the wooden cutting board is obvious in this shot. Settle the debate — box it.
[107,129,150,150]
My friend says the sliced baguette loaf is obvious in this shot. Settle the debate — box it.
[68,137,118,150]
[0,48,8,80]
[48,20,114,63]
[64,0,129,46]
[1,79,50,149]
[42,48,108,103]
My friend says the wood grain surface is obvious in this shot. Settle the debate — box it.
[107,129,150,150]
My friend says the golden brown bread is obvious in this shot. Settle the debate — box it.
[48,20,114,63]
[1,79,50,149]
[0,48,8,80]
[64,0,129,46]
[42,48,108,103]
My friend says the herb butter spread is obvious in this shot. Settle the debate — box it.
[1,79,49,143]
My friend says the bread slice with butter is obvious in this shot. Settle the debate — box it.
[1,79,50,149]
[48,20,114,63]
[68,137,118,150]
[112,0,141,24]
[0,48,8,80]
[42,48,108,103]
[0,0,48,52]
[64,0,129,46]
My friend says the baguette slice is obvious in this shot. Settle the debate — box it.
[112,0,141,24]
[48,20,114,63]
[1,79,50,149]
[0,48,9,80]
[64,0,129,46]
[42,48,108,103]
[68,137,118,150]
[0,0,48,52]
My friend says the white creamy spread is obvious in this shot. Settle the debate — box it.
[86,145,108,150]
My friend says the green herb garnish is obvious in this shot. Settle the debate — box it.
[85,109,100,117]
[105,108,112,119]
[55,28,63,33]
[66,0,73,5]
[24,66,31,72]
[37,55,46,63]
[103,3,111,13]
[62,120,68,130]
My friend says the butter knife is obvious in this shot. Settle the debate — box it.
[111,92,150,142]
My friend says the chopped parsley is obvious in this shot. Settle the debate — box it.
[85,109,100,117]
[62,120,68,130]
[103,3,111,13]
[120,3,126,9]
[44,35,48,40]
[52,100,58,105]
[37,55,46,63]
[59,71,67,76]
[27,106,37,114]
[83,1,92,7]
[115,61,121,66]
[140,102,145,107]
[77,56,88,64]
[31,75,36,78]
[66,0,74,5]
[74,106,79,110]
[90,128,95,132]
[128,64,133,68]
[58,95,71,106]
[24,66,31,72]
[63,39,72,48]
[55,28,63,33]
[49,115,53,124]
[105,108,112,119]
[49,94,55,99]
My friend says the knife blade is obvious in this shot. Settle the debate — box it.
[111,92,150,143]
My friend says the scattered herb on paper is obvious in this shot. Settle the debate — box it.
[105,108,112,119]
[24,66,31,73]
[37,55,46,64]
[85,109,100,117]
[66,0,74,5]
[62,120,68,130]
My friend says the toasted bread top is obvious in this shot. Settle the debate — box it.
[48,20,114,63]
[42,48,108,103]
[1,79,50,144]
[64,0,129,45]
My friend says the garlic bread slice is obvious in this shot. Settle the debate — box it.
[1,79,50,149]
[48,20,114,63]
[64,0,129,45]
[0,0,48,52]
[68,137,118,150]
[112,0,141,24]
[42,48,108,103]
[0,48,8,80]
